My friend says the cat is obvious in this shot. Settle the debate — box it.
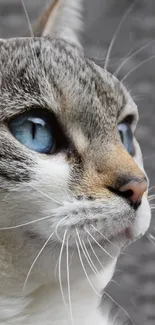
[0,0,151,324]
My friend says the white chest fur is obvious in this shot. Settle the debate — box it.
[0,262,116,325]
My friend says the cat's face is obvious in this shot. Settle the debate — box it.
[0,37,151,293]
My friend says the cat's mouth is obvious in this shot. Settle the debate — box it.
[125,227,134,240]
[107,223,147,249]
[97,226,134,247]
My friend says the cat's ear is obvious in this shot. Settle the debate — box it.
[33,0,83,48]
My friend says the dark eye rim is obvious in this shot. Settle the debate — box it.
[121,114,134,125]
[8,107,70,154]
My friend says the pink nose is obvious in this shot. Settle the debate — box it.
[119,179,147,206]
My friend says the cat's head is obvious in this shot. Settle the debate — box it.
[0,0,151,294]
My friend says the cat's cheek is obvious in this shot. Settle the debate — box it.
[132,194,151,239]
[34,154,70,198]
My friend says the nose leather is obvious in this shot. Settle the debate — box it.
[119,179,147,205]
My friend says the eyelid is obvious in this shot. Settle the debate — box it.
[120,115,134,125]
[119,114,137,135]
[118,106,139,131]
[4,106,54,124]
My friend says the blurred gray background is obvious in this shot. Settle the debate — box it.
[0,0,155,324]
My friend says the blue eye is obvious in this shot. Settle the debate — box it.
[118,123,135,156]
[10,112,55,153]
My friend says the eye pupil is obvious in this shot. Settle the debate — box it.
[119,130,123,144]
[118,123,135,156]
[32,122,36,139]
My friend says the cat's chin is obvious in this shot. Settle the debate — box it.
[97,195,151,252]
[112,199,151,247]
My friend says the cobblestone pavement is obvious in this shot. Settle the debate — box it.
[0,1,155,324]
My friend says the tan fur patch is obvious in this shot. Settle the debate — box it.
[71,127,88,155]
[76,142,146,197]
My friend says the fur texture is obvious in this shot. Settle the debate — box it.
[0,1,151,324]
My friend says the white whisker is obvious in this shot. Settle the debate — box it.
[20,0,34,37]
[55,256,59,280]
[148,194,155,202]
[146,234,155,246]
[149,193,155,197]
[55,244,74,281]
[148,186,155,193]
[0,215,52,230]
[82,239,100,276]
[23,229,55,292]
[144,154,155,161]
[114,39,155,76]
[109,279,121,288]
[87,241,120,288]
[55,215,69,242]
[75,232,101,297]
[2,192,11,201]
[91,225,119,249]
[58,230,69,315]
[69,249,75,268]
[103,291,135,325]
[121,54,155,82]
[29,185,61,205]
[84,227,115,259]
[130,297,137,309]
[113,47,133,73]
[104,2,134,70]
[66,236,74,325]
[76,230,99,277]
[88,238,105,270]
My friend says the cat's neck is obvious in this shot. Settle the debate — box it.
[0,261,116,325]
